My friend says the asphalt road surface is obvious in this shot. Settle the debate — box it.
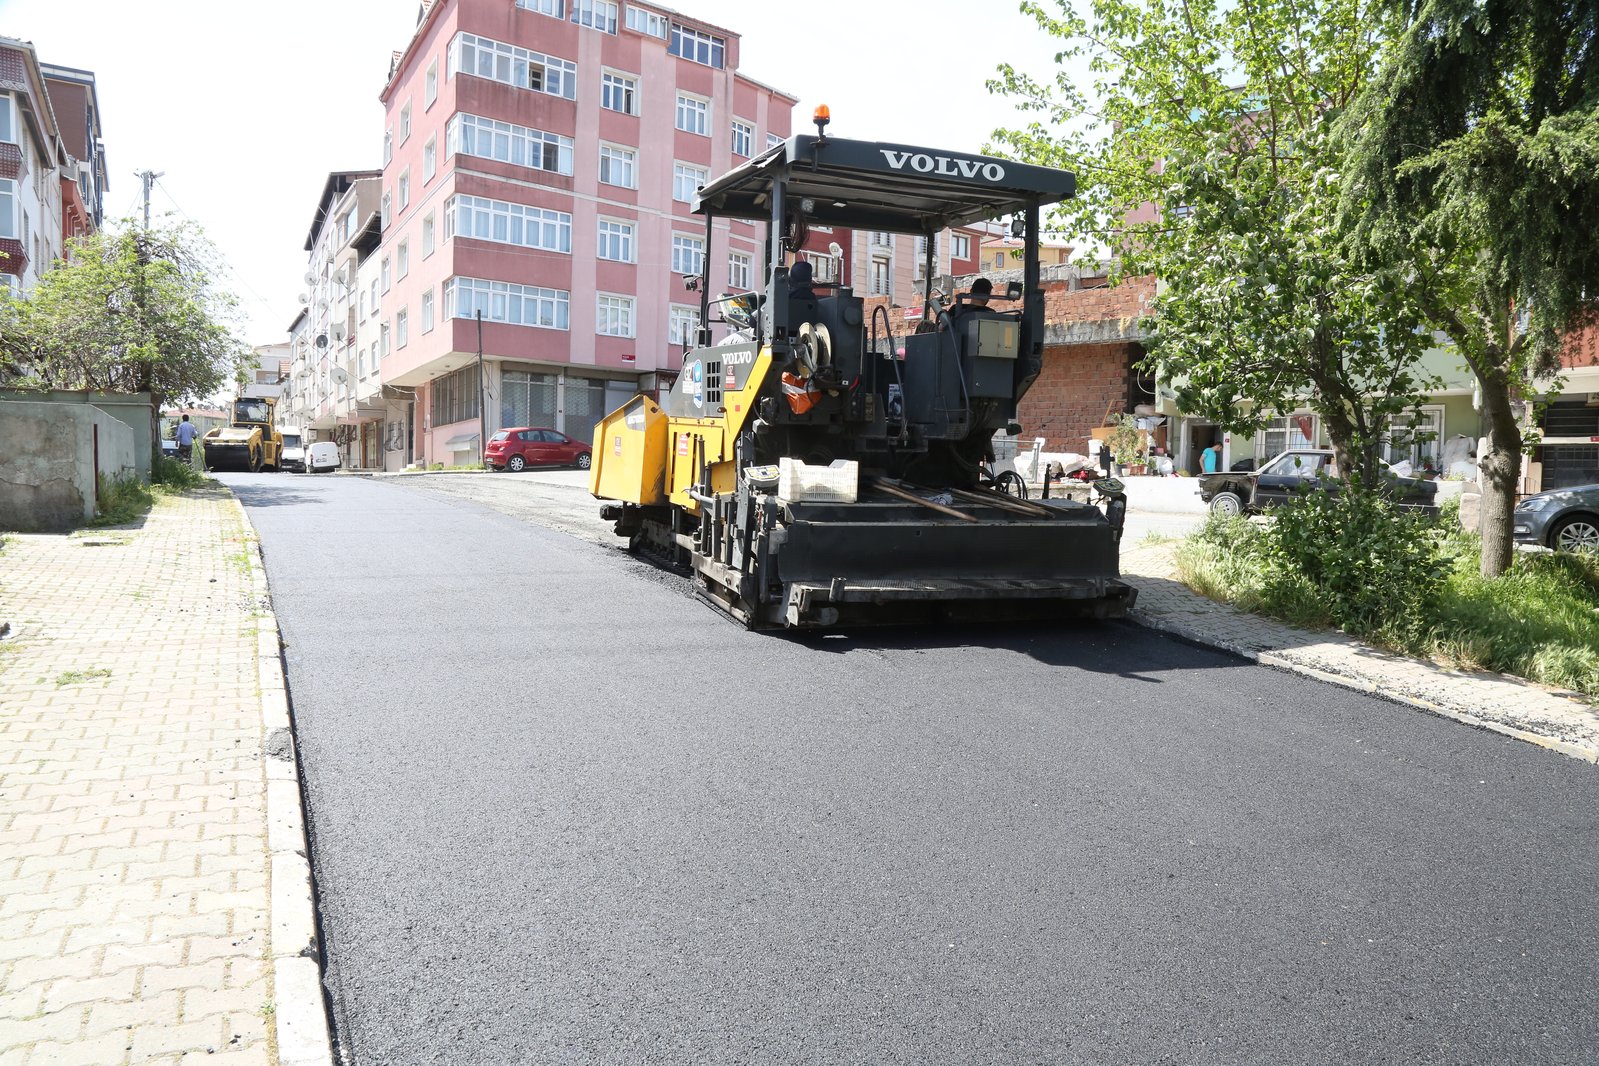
[227,471,1599,1066]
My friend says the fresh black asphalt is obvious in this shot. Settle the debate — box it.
[227,472,1599,1066]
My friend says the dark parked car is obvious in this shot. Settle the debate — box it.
[1197,449,1439,516]
[1514,484,1599,554]
[485,427,592,472]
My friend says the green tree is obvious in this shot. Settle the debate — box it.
[990,0,1436,488]
[1338,0,1599,577]
[0,220,251,408]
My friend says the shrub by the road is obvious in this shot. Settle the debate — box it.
[1176,493,1599,700]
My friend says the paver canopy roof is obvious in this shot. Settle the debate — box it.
[693,134,1076,234]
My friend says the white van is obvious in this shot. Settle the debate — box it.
[308,441,342,474]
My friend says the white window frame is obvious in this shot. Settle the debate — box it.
[425,60,439,108]
[671,234,704,276]
[810,252,838,283]
[1383,406,1446,471]
[424,137,437,182]
[570,0,618,32]
[450,32,578,100]
[422,289,436,333]
[447,276,571,330]
[596,293,635,338]
[422,214,436,257]
[597,218,636,263]
[598,144,638,189]
[766,131,783,151]
[601,70,639,115]
[398,169,411,211]
[447,113,574,176]
[1256,411,1321,461]
[383,129,393,165]
[516,0,564,14]
[448,194,572,253]
[669,23,725,68]
[951,233,971,259]
[381,255,391,293]
[0,179,16,240]
[396,308,409,349]
[675,93,709,136]
[728,251,751,290]
[731,120,752,158]
[626,6,668,36]
[669,304,701,346]
[869,257,891,296]
[400,101,413,143]
[672,161,708,203]
[397,238,410,280]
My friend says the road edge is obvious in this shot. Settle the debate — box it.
[231,493,337,1066]
[1128,606,1599,765]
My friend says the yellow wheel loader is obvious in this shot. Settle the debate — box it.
[203,396,284,473]
[590,117,1135,629]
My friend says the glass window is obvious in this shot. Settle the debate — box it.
[669,305,700,345]
[446,276,570,330]
[422,289,435,332]
[0,98,14,144]
[424,138,437,181]
[570,0,618,32]
[430,364,482,426]
[731,120,752,157]
[597,293,635,337]
[601,71,639,115]
[381,256,391,292]
[515,0,563,14]
[449,194,572,253]
[397,239,410,279]
[810,252,838,283]
[1384,408,1445,472]
[383,129,393,165]
[447,113,574,175]
[422,214,436,257]
[400,101,412,143]
[597,219,636,262]
[669,24,725,68]
[675,94,708,135]
[450,33,577,100]
[380,193,391,229]
[870,257,890,295]
[1258,413,1319,462]
[0,179,15,240]
[728,252,751,290]
[625,6,668,36]
[425,61,438,107]
[671,235,704,276]
[951,233,971,259]
[398,170,410,210]
[396,309,409,348]
[673,162,708,203]
[599,144,637,188]
[766,132,783,151]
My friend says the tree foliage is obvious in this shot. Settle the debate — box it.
[989,0,1437,487]
[1338,0,1599,576]
[0,220,251,406]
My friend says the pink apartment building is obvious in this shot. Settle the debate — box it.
[378,0,795,466]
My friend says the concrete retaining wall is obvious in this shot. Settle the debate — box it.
[0,398,138,531]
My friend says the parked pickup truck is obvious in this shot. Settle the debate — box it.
[1197,449,1439,516]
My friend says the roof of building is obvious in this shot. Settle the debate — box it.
[303,170,383,252]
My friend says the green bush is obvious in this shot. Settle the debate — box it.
[152,455,210,490]
[89,473,154,527]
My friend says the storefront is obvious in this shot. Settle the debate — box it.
[1535,397,1599,490]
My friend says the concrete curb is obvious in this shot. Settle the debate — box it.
[232,495,337,1066]
[1128,606,1599,765]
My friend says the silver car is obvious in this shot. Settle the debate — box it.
[1513,484,1599,553]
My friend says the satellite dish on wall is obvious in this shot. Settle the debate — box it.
[330,324,347,342]
[303,271,318,286]
[316,334,329,349]
[298,294,308,305]
[329,366,351,385]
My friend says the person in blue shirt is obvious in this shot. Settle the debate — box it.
[1201,442,1221,474]
[175,414,199,463]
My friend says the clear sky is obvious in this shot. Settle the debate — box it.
[2,0,1082,345]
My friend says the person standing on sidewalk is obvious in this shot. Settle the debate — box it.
[175,414,199,464]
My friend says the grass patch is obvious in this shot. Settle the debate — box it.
[88,473,153,527]
[152,455,212,491]
[1176,508,1599,700]
[55,668,112,686]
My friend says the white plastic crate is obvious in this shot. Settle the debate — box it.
[777,457,859,503]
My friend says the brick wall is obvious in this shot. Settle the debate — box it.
[1018,342,1137,453]
[1044,275,1154,324]
[1561,319,1599,369]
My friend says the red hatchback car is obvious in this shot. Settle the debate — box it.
[485,427,593,472]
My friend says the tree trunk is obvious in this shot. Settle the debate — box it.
[1476,372,1522,579]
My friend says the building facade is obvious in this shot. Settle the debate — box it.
[40,62,106,252]
[377,0,797,467]
[0,37,73,296]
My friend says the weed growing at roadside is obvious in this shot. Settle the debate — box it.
[88,473,154,527]
[54,668,112,687]
[153,455,212,490]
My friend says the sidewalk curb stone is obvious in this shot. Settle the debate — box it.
[233,496,336,1066]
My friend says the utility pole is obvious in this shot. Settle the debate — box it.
[476,310,488,469]
[135,169,162,230]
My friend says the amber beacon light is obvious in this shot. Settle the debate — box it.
[813,104,830,138]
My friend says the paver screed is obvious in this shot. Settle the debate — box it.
[0,487,284,1065]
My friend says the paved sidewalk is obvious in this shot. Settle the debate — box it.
[0,486,327,1066]
[1120,539,1599,762]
